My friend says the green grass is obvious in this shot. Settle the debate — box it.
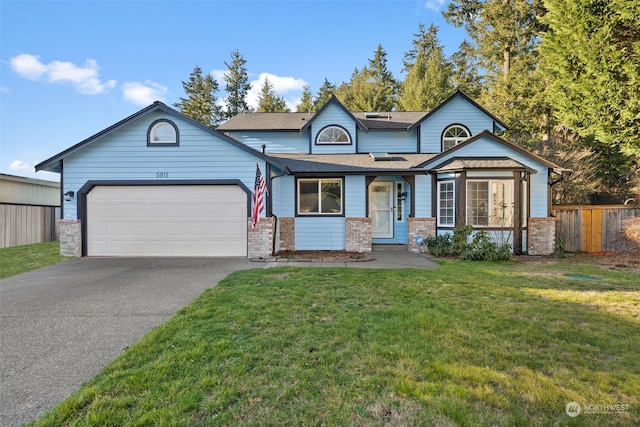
[0,241,73,279]
[30,259,639,426]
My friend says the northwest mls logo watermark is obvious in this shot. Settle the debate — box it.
[566,401,630,417]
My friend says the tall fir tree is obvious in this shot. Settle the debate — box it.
[256,77,290,113]
[314,78,336,110]
[338,45,398,111]
[223,50,252,118]
[173,66,224,128]
[296,84,315,112]
[398,23,454,111]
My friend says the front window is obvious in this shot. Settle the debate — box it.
[316,126,350,145]
[466,180,514,227]
[297,178,343,215]
[442,125,470,151]
[438,180,455,226]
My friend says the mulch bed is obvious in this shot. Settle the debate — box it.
[272,250,369,262]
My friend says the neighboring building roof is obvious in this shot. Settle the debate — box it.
[428,157,534,173]
[268,153,436,175]
[36,102,283,174]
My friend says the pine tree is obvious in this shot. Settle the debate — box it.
[223,50,252,118]
[256,77,290,113]
[314,78,336,109]
[296,84,315,112]
[398,24,454,111]
[173,66,224,128]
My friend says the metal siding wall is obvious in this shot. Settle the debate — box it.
[62,112,262,220]
[0,177,60,206]
[226,130,309,153]
[358,130,416,153]
[345,175,366,217]
[295,217,346,250]
[420,96,496,153]
[311,104,356,154]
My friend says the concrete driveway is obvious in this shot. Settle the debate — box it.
[0,257,254,427]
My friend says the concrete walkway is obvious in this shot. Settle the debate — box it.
[0,248,437,426]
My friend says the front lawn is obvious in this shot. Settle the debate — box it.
[0,241,72,279]
[31,259,639,426]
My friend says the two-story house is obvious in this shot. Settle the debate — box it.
[36,91,567,258]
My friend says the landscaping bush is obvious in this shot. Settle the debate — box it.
[425,226,512,261]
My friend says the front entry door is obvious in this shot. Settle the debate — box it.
[369,182,394,238]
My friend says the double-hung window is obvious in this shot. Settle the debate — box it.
[297,178,343,215]
[437,180,455,226]
[466,180,514,227]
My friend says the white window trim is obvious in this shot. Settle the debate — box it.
[315,125,351,145]
[442,125,470,151]
[297,178,344,215]
[437,180,455,227]
[396,182,404,222]
[466,179,515,228]
[148,120,178,146]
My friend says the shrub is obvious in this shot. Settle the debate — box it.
[426,226,512,261]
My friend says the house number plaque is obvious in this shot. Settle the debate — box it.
[156,172,169,178]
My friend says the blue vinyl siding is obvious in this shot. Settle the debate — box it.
[271,174,295,217]
[414,174,432,217]
[345,175,366,217]
[311,104,356,154]
[62,111,264,219]
[225,130,309,153]
[420,95,497,153]
[295,217,345,250]
[358,129,417,153]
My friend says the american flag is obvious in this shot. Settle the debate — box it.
[252,163,266,228]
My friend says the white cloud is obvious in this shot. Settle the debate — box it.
[122,80,168,106]
[9,53,116,95]
[424,0,445,11]
[9,160,32,172]
[211,69,226,83]
[247,72,307,110]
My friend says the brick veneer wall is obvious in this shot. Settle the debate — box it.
[408,217,436,252]
[59,219,81,257]
[278,217,295,252]
[528,217,556,255]
[345,217,372,252]
[248,217,275,259]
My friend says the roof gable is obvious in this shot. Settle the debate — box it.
[36,102,282,173]
[301,95,366,132]
[421,130,566,172]
[418,90,509,132]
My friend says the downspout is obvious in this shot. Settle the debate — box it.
[269,163,289,255]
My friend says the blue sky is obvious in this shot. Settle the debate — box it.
[1,0,467,181]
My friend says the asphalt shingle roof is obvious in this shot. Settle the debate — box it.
[269,153,436,174]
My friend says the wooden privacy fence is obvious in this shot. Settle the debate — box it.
[0,204,61,248]
[552,205,640,253]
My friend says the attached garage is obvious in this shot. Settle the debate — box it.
[86,184,248,257]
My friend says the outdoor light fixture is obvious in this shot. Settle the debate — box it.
[64,191,75,201]
[400,191,408,201]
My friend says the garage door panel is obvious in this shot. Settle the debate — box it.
[87,185,247,257]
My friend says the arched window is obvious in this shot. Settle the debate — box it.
[442,125,470,151]
[148,120,179,146]
[316,125,351,145]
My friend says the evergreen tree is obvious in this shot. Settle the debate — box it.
[256,77,290,113]
[541,0,640,157]
[339,45,398,111]
[296,84,315,112]
[450,40,483,98]
[398,24,454,111]
[173,66,224,128]
[223,50,252,118]
[314,78,336,109]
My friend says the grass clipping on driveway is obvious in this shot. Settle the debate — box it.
[32,261,639,426]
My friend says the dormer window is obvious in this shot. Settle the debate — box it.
[442,125,470,151]
[316,125,351,145]
[148,120,179,146]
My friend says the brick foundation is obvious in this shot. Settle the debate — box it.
[248,217,275,259]
[528,217,556,255]
[278,217,295,252]
[408,217,436,252]
[345,217,372,252]
[59,220,82,257]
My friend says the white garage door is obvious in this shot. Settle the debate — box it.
[87,185,247,256]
